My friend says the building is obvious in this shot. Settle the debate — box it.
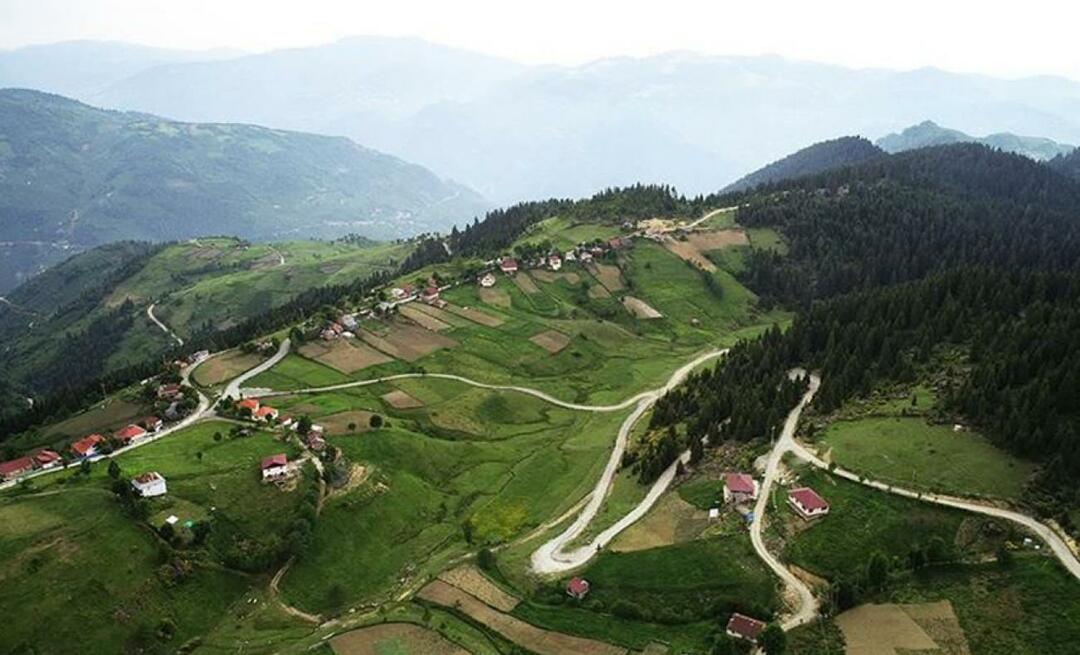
[190,350,210,363]
[157,383,182,400]
[723,472,759,504]
[340,314,359,331]
[0,456,35,480]
[499,258,519,274]
[254,406,279,422]
[70,434,105,459]
[566,577,590,599]
[261,454,289,481]
[32,449,62,470]
[788,487,830,520]
[279,415,296,430]
[306,432,326,451]
[725,613,766,643]
[548,254,562,270]
[139,416,164,433]
[114,424,148,446]
[564,250,577,262]
[421,286,440,303]
[131,472,167,498]
[237,398,260,415]
[479,272,497,288]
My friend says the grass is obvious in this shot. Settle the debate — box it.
[191,350,267,387]
[781,467,994,580]
[885,556,1080,654]
[820,416,1035,500]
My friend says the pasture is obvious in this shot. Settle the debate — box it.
[192,349,266,386]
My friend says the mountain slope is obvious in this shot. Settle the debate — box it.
[1048,147,1080,180]
[723,136,884,192]
[877,120,1075,160]
[0,89,488,291]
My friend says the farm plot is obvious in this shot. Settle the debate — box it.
[611,493,708,552]
[418,580,626,655]
[407,302,472,327]
[588,263,625,292]
[298,339,393,374]
[331,623,468,655]
[622,296,662,319]
[439,565,520,612]
[444,303,505,327]
[529,330,571,354]
[588,283,612,299]
[512,273,541,295]
[478,287,511,308]
[381,389,425,409]
[836,601,970,655]
[531,270,581,285]
[399,303,453,331]
[192,350,266,386]
[664,230,749,272]
[320,410,376,434]
[360,324,458,362]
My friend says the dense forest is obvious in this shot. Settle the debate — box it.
[652,144,1080,524]
[723,136,884,193]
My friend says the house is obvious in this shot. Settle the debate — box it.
[157,383,182,400]
[479,272,497,288]
[788,487,830,520]
[131,471,167,498]
[0,456,35,480]
[139,416,164,433]
[725,613,766,643]
[279,415,296,430]
[607,236,629,250]
[340,314,359,331]
[548,254,562,271]
[254,406,279,422]
[189,350,210,364]
[723,473,759,504]
[320,328,338,341]
[70,434,105,459]
[32,449,62,470]
[564,250,577,262]
[566,577,590,599]
[237,398,260,415]
[421,286,440,303]
[261,454,289,481]
[579,251,594,263]
[114,424,148,446]
[306,433,326,451]
[499,258,519,274]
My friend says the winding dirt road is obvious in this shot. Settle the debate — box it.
[147,303,184,347]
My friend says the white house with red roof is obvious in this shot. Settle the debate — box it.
[254,406,279,422]
[139,416,163,432]
[237,398,260,415]
[132,472,167,497]
[788,486,830,520]
[499,258,518,274]
[421,286,440,303]
[114,424,148,445]
[725,613,766,642]
[723,472,759,504]
[32,449,62,470]
[261,454,288,481]
[70,434,105,459]
[0,456,35,481]
[548,254,562,271]
[565,577,590,599]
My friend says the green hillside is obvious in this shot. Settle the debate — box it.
[723,136,884,192]
[0,88,488,291]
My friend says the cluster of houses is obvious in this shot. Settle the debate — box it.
[717,471,830,521]
[236,398,284,424]
[480,237,630,287]
[0,448,63,481]
[319,280,445,341]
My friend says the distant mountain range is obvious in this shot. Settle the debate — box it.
[724,136,884,192]
[877,120,1075,161]
[0,89,487,291]
[7,38,1080,203]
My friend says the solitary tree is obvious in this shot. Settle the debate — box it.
[369,414,384,429]
[108,460,122,480]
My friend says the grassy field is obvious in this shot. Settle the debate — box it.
[192,349,267,387]
[885,556,1080,654]
[780,467,1002,580]
[820,416,1035,500]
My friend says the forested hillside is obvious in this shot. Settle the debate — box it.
[722,136,884,193]
[652,144,1080,527]
[1049,147,1080,180]
[877,120,1074,161]
[0,88,487,291]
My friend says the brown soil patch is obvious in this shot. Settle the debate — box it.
[408,302,469,327]
[611,494,708,552]
[382,389,424,409]
[418,580,626,655]
[399,304,452,331]
[529,330,571,354]
[587,283,611,299]
[444,303,505,327]
[665,229,749,272]
[589,263,625,292]
[331,623,467,655]
[439,565,521,612]
[478,287,511,308]
[836,602,969,655]
[360,324,457,362]
[512,273,540,295]
[191,351,265,386]
[298,339,392,374]
[622,296,662,319]
[320,410,375,434]
[790,564,829,590]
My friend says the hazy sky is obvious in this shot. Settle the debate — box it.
[2,0,1078,80]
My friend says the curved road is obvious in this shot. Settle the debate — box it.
[222,338,291,403]
[147,303,184,347]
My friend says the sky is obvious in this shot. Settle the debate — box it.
[1,0,1079,80]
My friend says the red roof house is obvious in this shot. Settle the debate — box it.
[237,398,260,414]
[499,258,519,274]
[421,286,440,302]
[788,487,830,519]
[114,424,148,444]
[723,472,759,503]
[139,416,163,432]
[0,456,35,480]
[726,613,766,642]
[157,383,182,400]
[261,453,288,481]
[254,406,279,422]
[32,449,62,469]
[566,577,590,599]
[70,434,105,458]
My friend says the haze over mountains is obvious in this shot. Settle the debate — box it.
[877,120,1075,161]
[0,88,487,291]
[6,37,1080,203]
